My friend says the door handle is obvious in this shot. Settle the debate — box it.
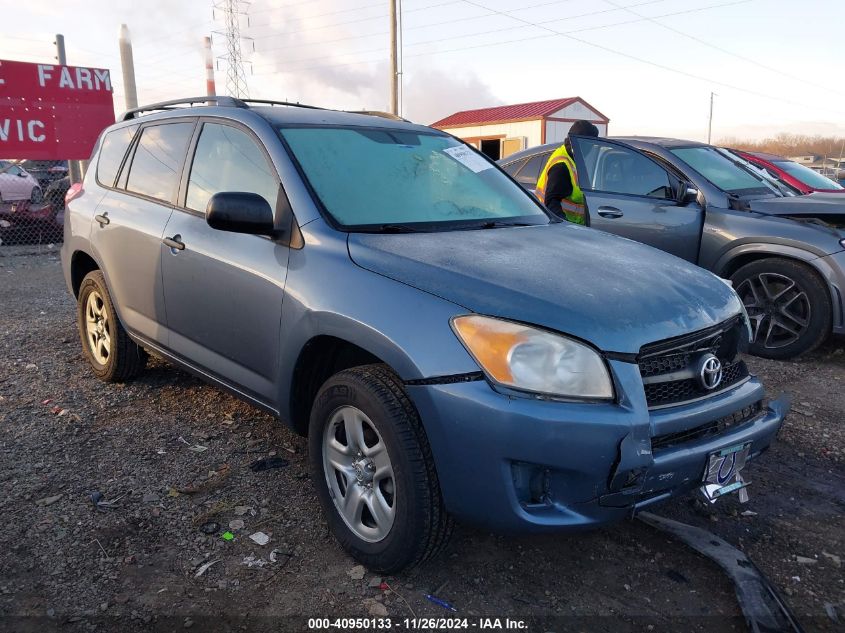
[162,235,185,251]
[94,213,110,226]
[597,206,624,219]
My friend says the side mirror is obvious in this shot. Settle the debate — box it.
[206,192,277,236]
[18,171,27,178]
[677,184,699,205]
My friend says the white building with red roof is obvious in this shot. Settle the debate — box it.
[431,97,609,160]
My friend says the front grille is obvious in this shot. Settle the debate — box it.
[651,401,763,451]
[638,317,749,408]
[643,360,748,407]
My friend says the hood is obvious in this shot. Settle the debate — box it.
[748,194,845,217]
[348,223,741,354]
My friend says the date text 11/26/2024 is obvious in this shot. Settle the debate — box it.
[308,618,528,630]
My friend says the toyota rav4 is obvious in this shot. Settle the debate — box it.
[62,98,786,572]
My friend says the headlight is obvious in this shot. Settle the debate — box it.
[451,315,613,399]
[720,278,753,343]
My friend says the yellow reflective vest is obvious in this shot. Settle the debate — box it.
[535,145,586,224]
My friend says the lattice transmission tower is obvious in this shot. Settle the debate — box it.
[213,0,252,98]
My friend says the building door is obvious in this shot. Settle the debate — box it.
[480,138,501,160]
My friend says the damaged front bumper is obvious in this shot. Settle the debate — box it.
[406,359,787,532]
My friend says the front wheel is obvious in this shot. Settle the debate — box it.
[731,258,831,359]
[308,364,452,572]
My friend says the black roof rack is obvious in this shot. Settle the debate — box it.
[119,96,410,123]
[120,96,247,121]
[238,98,325,110]
[347,110,409,122]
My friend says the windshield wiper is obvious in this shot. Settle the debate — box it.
[365,224,421,233]
[478,221,536,229]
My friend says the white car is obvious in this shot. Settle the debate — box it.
[0,161,43,204]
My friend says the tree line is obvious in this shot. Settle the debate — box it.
[717,133,845,158]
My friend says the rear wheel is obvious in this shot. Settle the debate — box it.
[308,364,452,572]
[731,258,830,359]
[77,270,147,381]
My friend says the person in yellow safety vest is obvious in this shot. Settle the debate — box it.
[535,120,599,224]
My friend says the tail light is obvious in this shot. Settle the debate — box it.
[65,183,83,205]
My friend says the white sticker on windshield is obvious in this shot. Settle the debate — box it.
[443,145,492,173]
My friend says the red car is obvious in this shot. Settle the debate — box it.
[732,150,845,194]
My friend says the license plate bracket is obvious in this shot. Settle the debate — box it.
[700,442,751,504]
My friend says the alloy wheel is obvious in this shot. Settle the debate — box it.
[322,405,396,543]
[736,272,810,350]
[85,290,111,365]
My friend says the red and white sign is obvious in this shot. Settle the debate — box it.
[0,59,115,160]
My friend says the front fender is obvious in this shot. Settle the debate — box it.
[276,224,482,422]
[714,241,823,276]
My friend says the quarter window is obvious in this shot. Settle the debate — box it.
[575,138,673,199]
[96,124,138,187]
[186,123,278,213]
[126,122,194,202]
[501,158,527,176]
[517,152,552,183]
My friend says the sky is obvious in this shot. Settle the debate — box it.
[1,0,843,142]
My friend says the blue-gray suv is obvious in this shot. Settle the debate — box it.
[62,98,787,572]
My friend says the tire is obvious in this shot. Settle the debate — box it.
[308,364,452,572]
[30,186,43,204]
[77,270,147,381]
[730,258,831,359]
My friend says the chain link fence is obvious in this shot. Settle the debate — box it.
[0,159,69,254]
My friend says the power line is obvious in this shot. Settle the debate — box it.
[250,0,740,74]
[134,21,216,48]
[249,0,386,31]
[458,0,841,116]
[250,0,668,68]
[248,0,325,15]
[247,0,458,41]
[603,0,845,97]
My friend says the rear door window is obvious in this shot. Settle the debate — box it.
[96,125,138,187]
[185,122,279,213]
[126,122,194,203]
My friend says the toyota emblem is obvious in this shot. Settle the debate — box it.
[697,354,723,391]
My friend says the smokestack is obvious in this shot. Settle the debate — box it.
[118,24,138,110]
[204,36,216,99]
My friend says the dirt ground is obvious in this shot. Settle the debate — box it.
[0,249,843,632]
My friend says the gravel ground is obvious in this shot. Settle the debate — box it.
[0,249,843,632]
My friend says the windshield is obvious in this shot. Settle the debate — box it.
[279,126,548,230]
[775,160,844,190]
[671,146,776,195]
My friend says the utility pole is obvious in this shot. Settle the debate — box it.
[55,34,84,185]
[204,36,216,100]
[389,0,398,116]
[119,24,138,110]
[707,91,715,144]
[54,34,66,65]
